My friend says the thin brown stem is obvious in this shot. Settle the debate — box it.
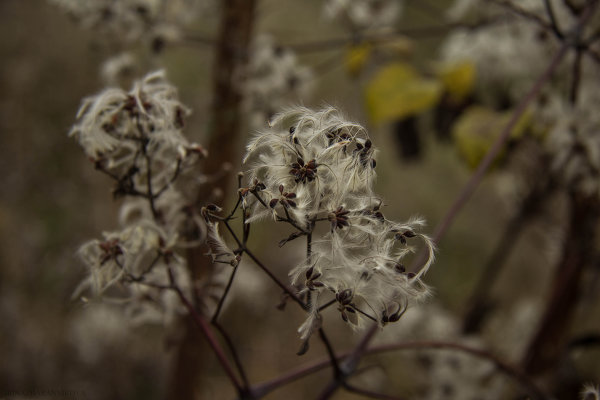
[543,0,564,38]
[212,320,250,390]
[135,121,160,220]
[319,328,343,380]
[462,166,552,333]
[570,48,583,104]
[243,246,308,310]
[212,264,240,322]
[167,268,245,394]
[286,18,506,53]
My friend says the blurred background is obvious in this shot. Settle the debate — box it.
[1,0,599,399]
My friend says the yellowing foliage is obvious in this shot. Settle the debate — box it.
[345,43,372,76]
[452,105,531,169]
[365,62,442,124]
[437,60,475,102]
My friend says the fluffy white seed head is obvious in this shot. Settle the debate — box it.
[242,107,434,335]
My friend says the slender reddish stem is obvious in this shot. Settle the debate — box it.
[170,272,244,393]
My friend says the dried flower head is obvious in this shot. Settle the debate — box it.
[70,70,219,325]
[69,70,205,196]
[242,107,434,338]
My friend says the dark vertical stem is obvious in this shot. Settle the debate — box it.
[543,0,563,38]
[168,1,257,399]
[203,0,256,186]
[521,2,600,386]
[569,48,583,104]
[462,170,551,333]
[461,214,526,333]
[135,118,160,220]
[521,195,599,380]
[319,328,343,380]
[212,320,250,389]
[168,268,244,393]
[212,265,240,322]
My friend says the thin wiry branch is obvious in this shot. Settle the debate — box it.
[249,340,547,400]
[167,268,245,395]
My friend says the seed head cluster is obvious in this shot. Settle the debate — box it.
[241,107,435,338]
[70,71,214,325]
[70,70,205,193]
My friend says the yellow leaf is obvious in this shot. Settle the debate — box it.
[365,62,443,124]
[437,61,476,102]
[345,43,372,76]
[452,106,531,169]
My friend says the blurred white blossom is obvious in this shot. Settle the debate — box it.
[324,0,402,30]
[241,35,313,130]
[100,52,137,86]
[49,0,207,45]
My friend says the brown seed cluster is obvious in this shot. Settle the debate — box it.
[269,185,297,208]
[328,206,350,231]
[289,157,318,183]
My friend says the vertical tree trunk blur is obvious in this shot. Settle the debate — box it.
[521,193,599,392]
[167,1,256,398]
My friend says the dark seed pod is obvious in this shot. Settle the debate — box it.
[341,311,349,322]
[206,204,222,212]
[269,198,279,208]
[389,313,401,323]
[297,339,310,356]
[306,266,314,279]
[336,288,353,305]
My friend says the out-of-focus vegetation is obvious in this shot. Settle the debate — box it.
[1,1,599,400]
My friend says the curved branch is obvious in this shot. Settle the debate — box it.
[250,340,547,400]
